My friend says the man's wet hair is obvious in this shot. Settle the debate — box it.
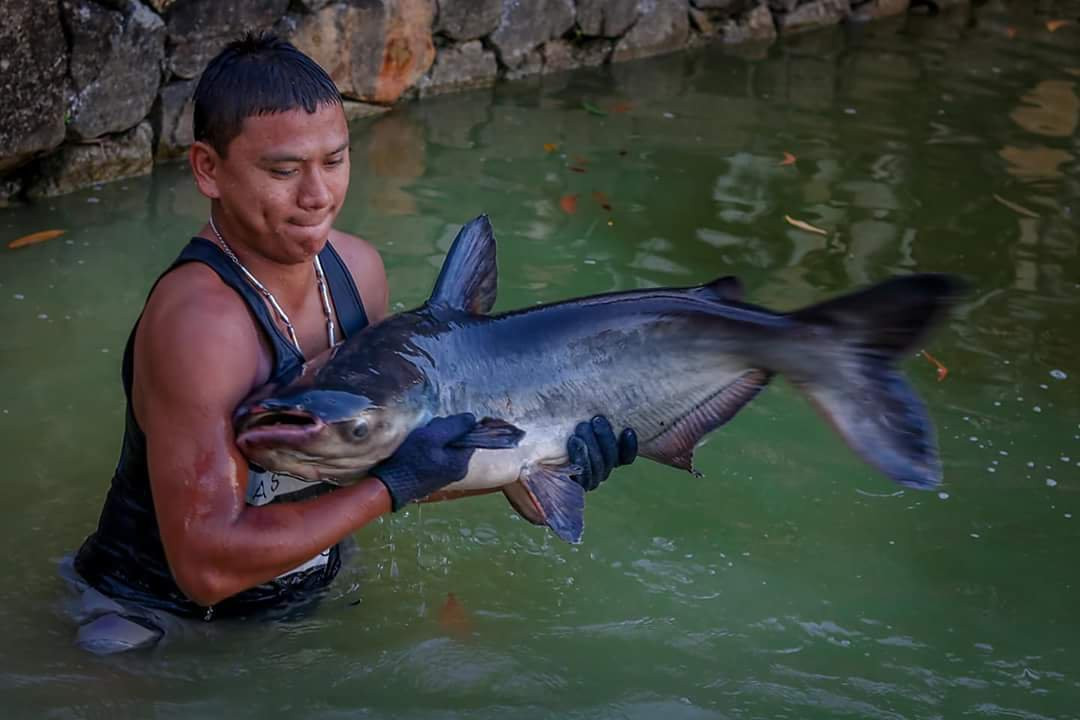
[193,32,342,156]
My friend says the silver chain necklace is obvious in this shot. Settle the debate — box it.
[208,215,336,355]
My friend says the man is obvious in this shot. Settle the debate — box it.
[70,34,636,653]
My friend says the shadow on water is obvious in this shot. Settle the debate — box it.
[1,4,1080,718]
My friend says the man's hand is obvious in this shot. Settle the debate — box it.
[371,413,479,510]
[567,415,638,491]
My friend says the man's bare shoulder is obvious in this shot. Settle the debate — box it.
[135,262,266,403]
[328,229,389,323]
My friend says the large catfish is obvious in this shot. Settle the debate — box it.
[234,215,962,542]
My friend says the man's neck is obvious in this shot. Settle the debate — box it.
[202,220,316,311]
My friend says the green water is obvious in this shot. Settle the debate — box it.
[3,6,1080,718]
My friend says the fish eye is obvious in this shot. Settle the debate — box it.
[352,420,369,440]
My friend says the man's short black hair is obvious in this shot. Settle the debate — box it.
[192,32,343,156]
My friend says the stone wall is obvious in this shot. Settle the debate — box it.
[0,0,964,203]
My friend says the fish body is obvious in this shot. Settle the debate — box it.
[235,216,961,542]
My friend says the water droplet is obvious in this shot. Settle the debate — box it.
[969,436,978,442]
[938,492,950,500]
[1040,384,1049,390]
[1027,461,1035,468]
[971,533,981,539]
[37,313,47,320]
[13,293,24,300]
[999,451,1009,456]
[1066,513,1073,520]
[987,467,996,473]
[1034,406,1042,413]
[1046,479,1058,487]
[1050,369,1067,380]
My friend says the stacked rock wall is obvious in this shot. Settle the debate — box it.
[0,0,975,202]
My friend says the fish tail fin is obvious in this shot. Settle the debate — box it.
[787,273,965,490]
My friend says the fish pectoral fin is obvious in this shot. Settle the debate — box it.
[642,369,772,476]
[519,463,587,544]
[449,417,525,449]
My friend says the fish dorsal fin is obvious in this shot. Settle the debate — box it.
[428,215,498,314]
[695,275,744,302]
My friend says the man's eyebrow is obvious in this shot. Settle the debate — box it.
[260,142,350,163]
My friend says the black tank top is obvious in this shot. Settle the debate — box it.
[74,237,369,620]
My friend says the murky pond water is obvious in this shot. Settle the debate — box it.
[2,6,1080,718]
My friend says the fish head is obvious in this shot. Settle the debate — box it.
[233,382,429,486]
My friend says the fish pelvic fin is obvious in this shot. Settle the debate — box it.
[428,215,498,314]
[787,273,966,490]
[519,463,586,544]
[641,369,772,476]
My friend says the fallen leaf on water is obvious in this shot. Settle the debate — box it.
[592,190,612,211]
[1046,19,1069,32]
[568,166,587,174]
[8,229,66,249]
[612,101,634,113]
[779,152,797,166]
[582,100,608,117]
[437,592,472,639]
[921,349,949,382]
[543,142,558,153]
[783,215,828,236]
[992,193,1041,218]
[1005,26,1018,39]
[560,194,579,214]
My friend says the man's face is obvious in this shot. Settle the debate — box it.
[214,103,350,263]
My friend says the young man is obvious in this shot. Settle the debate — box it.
[71,34,636,654]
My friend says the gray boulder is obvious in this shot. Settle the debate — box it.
[151,78,197,158]
[490,0,576,69]
[719,1,777,43]
[27,121,154,198]
[613,0,690,62]
[576,0,639,37]
[165,0,290,79]
[0,1,67,174]
[419,41,498,96]
[776,0,851,32]
[62,0,166,141]
[435,0,502,41]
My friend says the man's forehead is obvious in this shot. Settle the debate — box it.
[233,105,348,156]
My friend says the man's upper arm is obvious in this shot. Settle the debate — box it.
[132,270,263,584]
[330,231,389,324]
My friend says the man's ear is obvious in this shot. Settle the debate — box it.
[189,141,221,199]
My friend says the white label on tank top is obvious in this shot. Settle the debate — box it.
[246,467,331,578]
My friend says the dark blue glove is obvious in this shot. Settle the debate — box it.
[371,413,478,511]
[567,415,638,492]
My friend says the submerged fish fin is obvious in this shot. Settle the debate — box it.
[428,215,498,314]
[788,273,965,489]
[695,275,744,302]
[519,463,587,543]
[449,417,525,449]
[502,481,546,525]
[641,369,772,476]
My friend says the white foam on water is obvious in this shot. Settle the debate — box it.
[1050,369,1067,380]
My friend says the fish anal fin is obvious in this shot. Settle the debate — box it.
[519,463,586,544]
[642,369,772,475]
[428,215,498,314]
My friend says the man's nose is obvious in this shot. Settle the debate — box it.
[298,168,332,210]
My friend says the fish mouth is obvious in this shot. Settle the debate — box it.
[234,406,327,451]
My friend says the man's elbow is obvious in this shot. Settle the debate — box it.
[171,562,237,608]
